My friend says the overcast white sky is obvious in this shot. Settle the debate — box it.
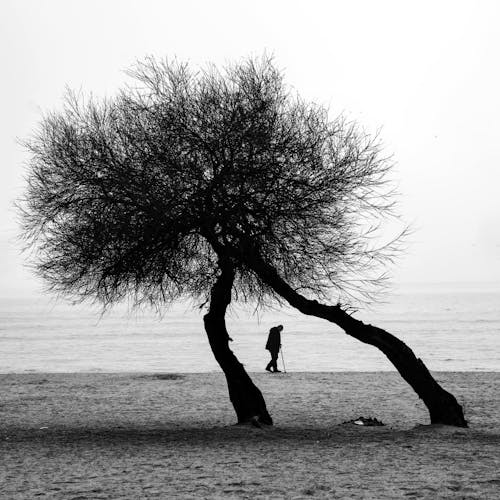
[1,0,499,297]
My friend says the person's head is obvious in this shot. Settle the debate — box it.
[277,325,283,332]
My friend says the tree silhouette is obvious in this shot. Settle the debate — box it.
[20,56,466,427]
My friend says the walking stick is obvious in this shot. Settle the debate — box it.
[280,346,287,373]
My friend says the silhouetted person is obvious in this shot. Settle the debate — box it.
[265,324,283,372]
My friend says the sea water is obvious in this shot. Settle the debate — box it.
[1,283,499,373]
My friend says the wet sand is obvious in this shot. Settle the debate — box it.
[1,372,499,499]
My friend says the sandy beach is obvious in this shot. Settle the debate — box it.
[1,371,499,499]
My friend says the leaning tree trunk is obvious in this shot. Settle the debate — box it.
[246,253,467,427]
[203,258,272,426]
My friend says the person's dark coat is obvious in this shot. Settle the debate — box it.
[265,327,281,354]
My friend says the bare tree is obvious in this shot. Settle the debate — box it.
[20,56,466,427]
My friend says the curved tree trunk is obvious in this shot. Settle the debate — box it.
[245,253,467,427]
[203,258,272,426]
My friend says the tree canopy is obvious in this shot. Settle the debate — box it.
[21,56,398,308]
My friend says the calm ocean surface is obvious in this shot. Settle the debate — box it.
[1,283,499,373]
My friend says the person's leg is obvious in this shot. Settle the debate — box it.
[266,354,273,371]
[271,352,280,372]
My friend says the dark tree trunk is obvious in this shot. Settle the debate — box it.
[245,253,467,427]
[203,258,272,426]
